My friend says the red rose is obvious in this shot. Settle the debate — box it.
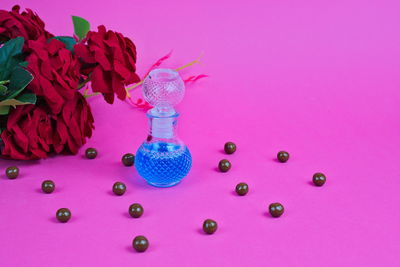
[74,25,140,104]
[0,92,94,159]
[0,5,53,43]
[53,92,94,154]
[1,105,53,160]
[26,39,81,114]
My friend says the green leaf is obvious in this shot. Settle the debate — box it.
[51,36,77,52]
[6,67,33,99]
[72,16,90,41]
[0,93,36,107]
[0,85,7,95]
[0,37,25,80]
[19,61,28,68]
[0,37,24,64]
[0,105,10,115]
[16,92,36,104]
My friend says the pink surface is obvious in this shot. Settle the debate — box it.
[1,0,400,266]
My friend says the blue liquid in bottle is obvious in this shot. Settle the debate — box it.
[136,142,192,187]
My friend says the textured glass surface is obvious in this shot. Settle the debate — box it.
[135,142,192,187]
[143,69,185,108]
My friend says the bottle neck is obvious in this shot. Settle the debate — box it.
[147,108,179,139]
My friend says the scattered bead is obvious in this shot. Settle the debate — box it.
[224,142,236,154]
[56,208,71,223]
[85,148,97,159]
[122,153,135,166]
[218,159,231,172]
[269,203,284,218]
[5,166,19,179]
[129,203,144,218]
[277,151,289,163]
[313,173,326,186]
[41,180,55,193]
[235,182,249,196]
[112,182,126,196]
[203,219,218,234]
[133,236,149,252]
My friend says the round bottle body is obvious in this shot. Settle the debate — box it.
[136,141,192,187]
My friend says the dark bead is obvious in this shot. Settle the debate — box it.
[133,236,149,252]
[313,173,326,186]
[122,153,135,166]
[269,203,284,218]
[218,159,231,172]
[224,142,236,154]
[129,203,144,218]
[203,219,218,234]
[112,182,126,196]
[277,151,289,163]
[41,180,55,193]
[5,166,19,179]
[235,182,249,196]
[146,135,153,142]
[56,208,71,223]
[85,148,97,159]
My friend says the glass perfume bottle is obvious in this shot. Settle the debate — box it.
[135,69,192,187]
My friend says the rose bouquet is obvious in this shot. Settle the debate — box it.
[0,6,205,160]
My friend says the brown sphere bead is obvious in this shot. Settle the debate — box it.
[235,182,249,196]
[203,219,218,234]
[122,153,135,166]
[85,148,97,159]
[41,180,55,193]
[313,173,326,186]
[112,182,126,196]
[129,203,144,218]
[218,159,231,172]
[5,166,19,179]
[269,203,284,218]
[56,208,71,223]
[132,236,149,252]
[224,142,236,154]
[277,151,289,163]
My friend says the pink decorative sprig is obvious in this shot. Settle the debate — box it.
[143,51,173,77]
[184,74,208,83]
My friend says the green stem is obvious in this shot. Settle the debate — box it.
[84,92,100,98]
[0,80,10,85]
[125,80,144,92]
[78,77,91,89]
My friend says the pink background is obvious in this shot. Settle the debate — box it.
[1,0,400,266]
